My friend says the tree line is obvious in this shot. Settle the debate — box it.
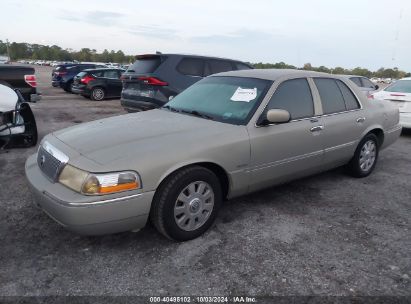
[253,62,410,79]
[1,40,410,78]
[0,40,135,63]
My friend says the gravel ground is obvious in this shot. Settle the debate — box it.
[0,66,410,298]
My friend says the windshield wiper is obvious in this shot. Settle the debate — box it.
[180,109,214,120]
[162,105,179,112]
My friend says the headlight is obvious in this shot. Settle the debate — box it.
[58,164,141,195]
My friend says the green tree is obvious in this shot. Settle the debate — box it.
[303,63,312,70]
[332,67,347,75]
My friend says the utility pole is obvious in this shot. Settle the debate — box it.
[6,39,11,61]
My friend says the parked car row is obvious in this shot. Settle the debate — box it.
[51,63,108,92]
[48,53,410,131]
[51,53,253,103]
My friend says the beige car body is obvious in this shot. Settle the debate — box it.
[25,69,402,235]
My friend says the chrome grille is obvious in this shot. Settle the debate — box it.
[37,146,63,182]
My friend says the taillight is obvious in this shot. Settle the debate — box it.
[80,75,95,84]
[55,71,67,76]
[120,75,127,80]
[369,94,374,99]
[24,75,37,87]
[390,93,406,97]
[138,77,168,86]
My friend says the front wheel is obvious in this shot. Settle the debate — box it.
[347,133,379,178]
[150,166,222,241]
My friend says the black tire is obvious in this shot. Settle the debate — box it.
[63,80,73,93]
[90,87,105,101]
[150,166,222,241]
[347,133,379,178]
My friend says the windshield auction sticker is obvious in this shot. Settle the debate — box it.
[230,87,257,102]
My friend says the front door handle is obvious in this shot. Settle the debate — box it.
[310,125,324,132]
[356,117,366,123]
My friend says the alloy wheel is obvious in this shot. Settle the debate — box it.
[173,181,215,231]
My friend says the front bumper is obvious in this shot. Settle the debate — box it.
[25,154,155,235]
[51,80,60,87]
[400,113,411,129]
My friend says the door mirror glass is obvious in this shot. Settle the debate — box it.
[375,84,379,90]
[266,109,291,124]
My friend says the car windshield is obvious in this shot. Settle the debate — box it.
[384,80,411,93]
[164,76,271,125]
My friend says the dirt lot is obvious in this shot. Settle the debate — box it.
[0,65,410,297]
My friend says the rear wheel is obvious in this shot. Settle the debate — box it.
[347,133,379,177]
[150,166,222,241]
[91,87,105,101]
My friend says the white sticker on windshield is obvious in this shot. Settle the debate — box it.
[230,87,257,102]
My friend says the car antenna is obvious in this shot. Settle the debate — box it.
[156,51,162,54]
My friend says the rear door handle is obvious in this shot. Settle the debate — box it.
[356,117,366,123]
[310,125,324,132]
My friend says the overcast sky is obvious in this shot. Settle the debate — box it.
[1,0,410,71]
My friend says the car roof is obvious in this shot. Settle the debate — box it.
[337,74,369,78]
[214,69,329,81]
[137,53,252,65]
[83,68,124,72]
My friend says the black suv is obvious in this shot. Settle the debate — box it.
[71,68,125,101]
[120,54,253,112]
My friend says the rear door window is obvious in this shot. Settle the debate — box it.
[76,72,87,78]
[104,70,120,78]
[207,60,234,75]
[336,80,360,110]
[177,58,205,77]
[266,78,314,120]
[314,78,347,114]
[129,57,162,73]
[361,77,376,89]
[349,77,362,87]
[91,70,104,77]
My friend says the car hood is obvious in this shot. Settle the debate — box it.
[52,109,242,166]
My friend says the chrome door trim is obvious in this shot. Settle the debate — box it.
[324,141,356,153]
[248,150,323,172]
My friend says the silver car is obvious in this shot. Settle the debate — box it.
[25,69,401,241]
[339,75,379,98]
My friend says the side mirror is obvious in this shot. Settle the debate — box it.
[259,109,291,126]
[375,85,379,90]
[266,109,290,124]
